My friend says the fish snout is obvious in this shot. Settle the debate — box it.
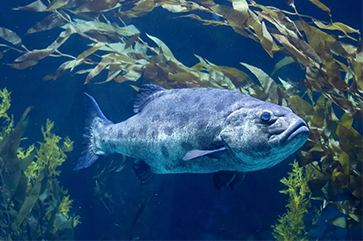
[268,117,309,148]
[287,118,309,142]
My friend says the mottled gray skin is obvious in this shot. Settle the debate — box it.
[91,87,309,174]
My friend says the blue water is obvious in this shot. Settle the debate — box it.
[0,0,362,240]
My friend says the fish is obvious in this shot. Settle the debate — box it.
[74,84,309,189]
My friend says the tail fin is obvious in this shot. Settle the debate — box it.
[74,93,112,171]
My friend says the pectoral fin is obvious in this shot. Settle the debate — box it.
[213,171,246,190]
[182,147,226,161]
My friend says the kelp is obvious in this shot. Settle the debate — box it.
[272,161,311,241]
[272,159,328,240]
[0,0,362,237]
[0,90,80,240]
[0,1,264,93]
[0,89,13,138]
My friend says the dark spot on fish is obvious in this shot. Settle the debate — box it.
[150,130,158,138]
[152,114,160,122]
[194,96,201,103]
[178,113,189,127]
[164,126,173,136]
[138,125,148,135]
[181,142,193,150]
[180,94,189,102]
[128,127,135,137]
[161,145,169,158]
[215,101,225,112]
[198,133,212,148]
[196,118,208,130]
[213,91,223,97]
[166,107,176,116]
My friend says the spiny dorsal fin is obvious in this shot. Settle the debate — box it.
[133,84,165,113]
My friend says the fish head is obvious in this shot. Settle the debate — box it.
[220,102,309,171]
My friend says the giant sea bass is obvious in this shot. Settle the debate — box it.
[75,85,309,190]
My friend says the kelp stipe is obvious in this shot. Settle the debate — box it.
[0,90,80,240]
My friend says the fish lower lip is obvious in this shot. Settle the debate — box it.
[269,119,309,148]
[283,120,309,144]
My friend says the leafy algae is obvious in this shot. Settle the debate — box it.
[0,89,80,240]
[272,161,311,241]
[0,89,13,140]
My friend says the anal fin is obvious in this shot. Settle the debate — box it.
[213,171,245,190]
[133,160,155,184]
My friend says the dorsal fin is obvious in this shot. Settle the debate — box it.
[133,84,165,113]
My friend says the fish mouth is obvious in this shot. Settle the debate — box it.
[268,119,309,148]
[283,119,309,144]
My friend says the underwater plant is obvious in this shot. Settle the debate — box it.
[0,0,361,238]
[0,89,13,141]
[0,89,80,240]
[272,161,311,241]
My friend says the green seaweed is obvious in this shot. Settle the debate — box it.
[0,89,13,141]
[26,119,74,184]
[0,89,80,240]
[272,161,311,241]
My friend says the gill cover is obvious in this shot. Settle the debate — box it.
[220,109,247,152]
[220,108,272,158]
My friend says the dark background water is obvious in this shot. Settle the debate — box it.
[0,0,362,240]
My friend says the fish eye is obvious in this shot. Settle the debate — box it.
[260,112,272,122]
